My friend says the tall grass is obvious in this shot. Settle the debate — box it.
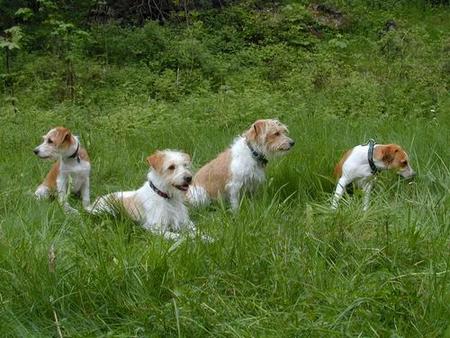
[0,109,449,336]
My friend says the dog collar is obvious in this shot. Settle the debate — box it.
[367,139,378,174]
[148,180,170,199]
[247,142,268,167]
[67,142,80,163]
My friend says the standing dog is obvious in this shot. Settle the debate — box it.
[188,119,295,210]
[34,127,90,213]
[332,140,415,210]
[89,150,202,241]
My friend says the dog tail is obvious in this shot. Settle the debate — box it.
[333,148,353,179]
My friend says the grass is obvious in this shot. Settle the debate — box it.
[1,1,450,336]
[0,110,449,337]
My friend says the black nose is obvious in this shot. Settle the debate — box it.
[289,141,295,147]
[33,149,39,155]
[185,176,192,183]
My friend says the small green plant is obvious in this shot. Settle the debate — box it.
[0,25,22,114]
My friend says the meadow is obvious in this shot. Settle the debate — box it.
[0,0,449,336]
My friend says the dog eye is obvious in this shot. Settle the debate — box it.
[274,132,280,136]
[168,164,175,170]
[47,139,53,144]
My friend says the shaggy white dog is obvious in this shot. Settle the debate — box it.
[90,149,205,240]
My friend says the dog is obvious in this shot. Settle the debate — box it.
[188,119,295,210]
[34,126,91,214]
[89,149,205,241]
[331,139,415,210]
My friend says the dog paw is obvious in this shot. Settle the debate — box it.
[201,234,215,243]
[35,186,50,200]
[64,205,80,215]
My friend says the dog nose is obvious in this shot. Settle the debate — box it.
[289,140,295,147]
[33,148,39,155]
[185,176,192,183]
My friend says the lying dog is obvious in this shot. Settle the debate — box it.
[89,149,203,241]
[332,139,415,210]
[34,126,90,214]
[188,119,295,210]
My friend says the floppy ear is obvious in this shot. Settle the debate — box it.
[381,145,399,164]
[246,120,266,141]
[146,151,165,172]
[55,127,71,145]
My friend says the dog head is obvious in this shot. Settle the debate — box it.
[379,144,415,179]
[147,150,193,192]
[33,127,76,160]
[244,119,295,157]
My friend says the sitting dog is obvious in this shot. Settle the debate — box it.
[34,126,91,214]
[331,139,415,210]
[188,119,295,210]
[89,149,203,241]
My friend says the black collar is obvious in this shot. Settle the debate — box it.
[148,180,170,199]
[367,139,378,174]
[67,142,80,163]
[247,142,268,167]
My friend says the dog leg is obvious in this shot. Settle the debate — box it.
[57,174,79,214]
[228,182,242,211]
[331,176,349,209]
[80,178,91,210]
[362,180,373,211]
[35,184,50,199]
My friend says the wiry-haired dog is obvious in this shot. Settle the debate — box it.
[34,126,91,214]
[332,140,415,211]
[188,119,295,210]
[89,149,204,241]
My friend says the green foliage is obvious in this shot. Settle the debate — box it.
[0,26,23,50]
[0,1,449,335]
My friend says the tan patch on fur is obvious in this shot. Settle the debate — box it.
[147,151,165,173]
[42,161,60,191]
[78,147,90,162]
[53,127,72,148]
[334,148,353,178]
[245,120,265,141]
[121,194,144,222]
[193,149,231,199]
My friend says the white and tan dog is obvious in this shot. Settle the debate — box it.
[34,126,90,213]
[332,140,415,211]
[89,149,202,241]
[188,119,295,210]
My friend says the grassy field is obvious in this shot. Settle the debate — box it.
[1,1,450,337]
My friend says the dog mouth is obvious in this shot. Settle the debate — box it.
[37,154,51,159]
[174,183,190,192]
[278,146,293,152]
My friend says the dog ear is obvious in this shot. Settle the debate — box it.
[147,151,165,172]
[381,145,399,164]
[55,127,71,145]
[246,120,266,141]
